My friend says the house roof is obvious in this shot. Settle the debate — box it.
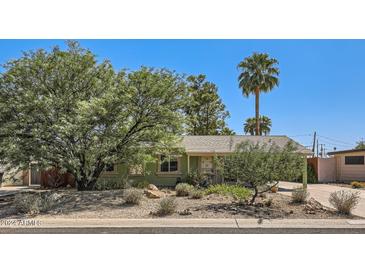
[180,135,312,154]
[327,148,365,156]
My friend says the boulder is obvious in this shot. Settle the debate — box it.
[147,184,159,191]
[304,198,324,214]
[144,189,165,199]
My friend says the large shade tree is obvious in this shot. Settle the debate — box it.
[244,115,272,136]
[184,74,234,135]
[0,42,186,190]
[355,140,365,149]
[237,53,279,136]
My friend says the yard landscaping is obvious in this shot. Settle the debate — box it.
[0,184,361,220]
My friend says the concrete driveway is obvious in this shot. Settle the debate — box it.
[279,181,365,218]
[0,186,30,197]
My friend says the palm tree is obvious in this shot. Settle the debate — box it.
[243,116,272,136]
[238,53,279,135]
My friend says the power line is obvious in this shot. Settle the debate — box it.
[317,135,354,146]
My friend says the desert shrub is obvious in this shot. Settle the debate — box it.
[175,183,194,197]
[131,180,150,189]
[185,172,205,187]
[95,179,127,191]
[205,184,251,201]
[157,197,176,216]
[190,189,204,199]
[291,187,309,203]
[263,198,273,207]
[123,188,143,205]
[215,141,304,203]
[13,191,60,214]
[351,181,365,189]
[329,190,360,215]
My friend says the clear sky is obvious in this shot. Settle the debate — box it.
[0,40,364,152]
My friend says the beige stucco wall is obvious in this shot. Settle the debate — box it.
[335,151,365,181]
[317,157,336,182]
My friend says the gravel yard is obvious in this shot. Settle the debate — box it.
[0,187,361,220]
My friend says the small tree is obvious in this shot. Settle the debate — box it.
[217,141,304,203]
[0,41,186,190]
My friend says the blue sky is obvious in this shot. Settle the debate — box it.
[0,40,364,152]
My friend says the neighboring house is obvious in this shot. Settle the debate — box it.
[326,149,365,182]
[98,135,311,187]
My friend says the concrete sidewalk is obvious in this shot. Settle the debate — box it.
[1,218,365,233]
[279,181,365,218]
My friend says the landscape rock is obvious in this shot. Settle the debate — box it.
[144,189,165,199]
[147,184,158,191]
[179,209,192,216]
[304,198,324,214]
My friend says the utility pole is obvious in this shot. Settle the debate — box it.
[312,131,316,158]
[317,139,319,157]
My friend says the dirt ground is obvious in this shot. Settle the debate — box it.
[0,188,361,220]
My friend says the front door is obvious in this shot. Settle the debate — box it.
[200,156,213,174]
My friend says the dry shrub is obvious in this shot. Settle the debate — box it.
[175,183,194,197]
[351,181,365,189]
[13,191,60,214]
[190,189,204,199]
[329,190,360,215]
[124,188,143,205]
[291,187,309,203]
[157,197,176,216]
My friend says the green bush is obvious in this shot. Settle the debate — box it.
[329,190,360,215]
[307,165,318,184]
[131,180,150,189]
[205,184,251,201]
[94,179,127,191]
[190,189,204,199]
[351,181,365,189]
[157,197,176,216]
[175,183,194,197]
[185,172,205,186]
[291,187,309,203]
[123,188,143,205]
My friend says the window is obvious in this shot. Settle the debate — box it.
[129,164,144,176]
[105,164,115,172]
[345,156,364,165]
[159,155,178,172]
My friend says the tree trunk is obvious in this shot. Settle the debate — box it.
[255,87,260,136]
[76,163,105,191]
[250,186,258,204]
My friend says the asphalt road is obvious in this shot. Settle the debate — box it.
[2,226,365,234]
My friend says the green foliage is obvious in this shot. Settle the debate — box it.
[329,190,360,215]
[244,116,272,136]
[123,188,143,205]
[157,197,176,216]
[190,188,204,199]
[307,165,318,184]
[183,75,234,135]
[351,181,365,189]
[237,53,279,135]
[291,187,309,203]
[216,141,304,203]
[131,180,150,189]
[175,183,194,197]
[0,41,186,190]
[185,171,205,187]
[94,179,127,191]
[355,141,365,149]
[205,184,251,201]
